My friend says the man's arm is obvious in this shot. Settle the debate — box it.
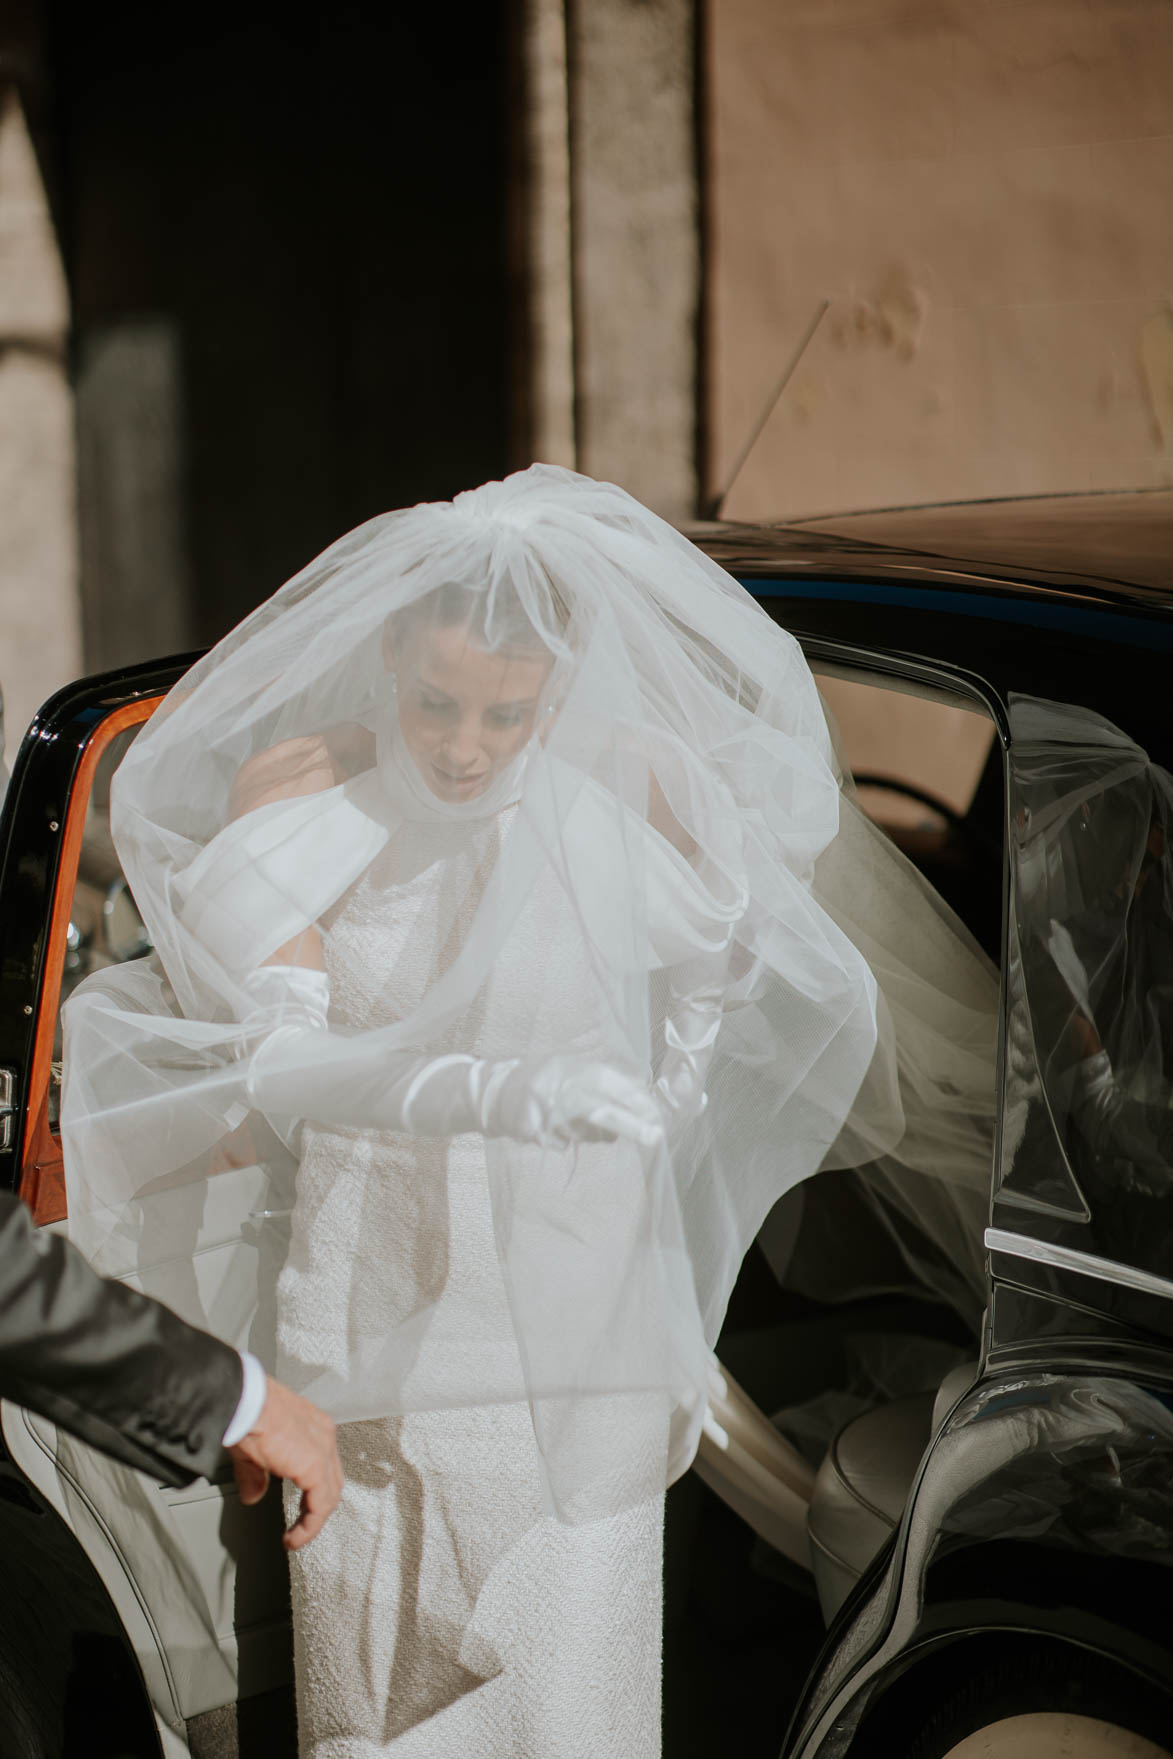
[0,1188,241,1485]
[0,1191,342,1549]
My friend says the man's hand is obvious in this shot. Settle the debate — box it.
[228,1376,342,1551]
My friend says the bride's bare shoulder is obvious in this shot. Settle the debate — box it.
[230,735,343,819]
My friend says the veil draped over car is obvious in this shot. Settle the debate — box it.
[61,464,997,1524]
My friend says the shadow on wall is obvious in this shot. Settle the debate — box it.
[0,89,81,750]
[47,1,512,673]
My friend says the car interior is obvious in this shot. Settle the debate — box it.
[668,660,1003,1750]
[3,656,1007,1756]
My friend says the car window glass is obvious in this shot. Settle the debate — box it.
[818,672,995,826]
[811,666,1002,962]
[999,694,1173,1274]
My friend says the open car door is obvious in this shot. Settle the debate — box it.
[0,661,295,1759]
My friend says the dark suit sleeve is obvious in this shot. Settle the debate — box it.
[0,1189,244,1488]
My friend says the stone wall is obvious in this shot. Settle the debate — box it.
[707,0,1173,520]
[521,0,701,521]
[0,91,80,754]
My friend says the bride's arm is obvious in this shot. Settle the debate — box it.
[229,736,341,971]
[226,737,664,1151]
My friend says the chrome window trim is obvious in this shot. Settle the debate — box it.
[986,1225,1173,1304]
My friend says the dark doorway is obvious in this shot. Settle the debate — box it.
[43,1,511,663]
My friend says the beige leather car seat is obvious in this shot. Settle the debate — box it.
[694,1355,818,1567]
[807,1360,978,1622]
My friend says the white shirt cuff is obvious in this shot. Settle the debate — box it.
[221,1350,268,1447]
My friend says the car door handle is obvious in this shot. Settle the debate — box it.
[0,1067,16,1152]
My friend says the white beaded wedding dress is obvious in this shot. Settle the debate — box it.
[279,807,666,1754]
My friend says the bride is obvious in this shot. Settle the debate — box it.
[61,465,996,1755]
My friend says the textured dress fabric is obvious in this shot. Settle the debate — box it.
[278,808,664,1756]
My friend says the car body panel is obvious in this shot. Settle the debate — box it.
[0,659,294,1755]
[689,502,1173,1755]
[696,487,1173,606]
[0,1407,163,1758]
[781,1363,1173,1756]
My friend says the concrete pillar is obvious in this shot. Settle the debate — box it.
[571,0,700,520]
[75,319,192,672]
[520,0,577,470]
[520,0,702,520]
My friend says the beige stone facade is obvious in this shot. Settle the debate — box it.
[4,2,1170,772]
[0,92,80,756]
[521,0,701,520]
[707,0,1173,522]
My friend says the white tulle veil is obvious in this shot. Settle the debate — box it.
[61,464,996,1523]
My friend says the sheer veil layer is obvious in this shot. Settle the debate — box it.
[61,464,997,1524]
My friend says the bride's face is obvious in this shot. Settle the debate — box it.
[389,621,551,803]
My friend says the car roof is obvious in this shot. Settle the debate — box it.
[687,488,1173,612]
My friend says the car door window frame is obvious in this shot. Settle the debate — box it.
[18,695,163,1225]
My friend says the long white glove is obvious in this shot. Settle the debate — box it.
[240,967,663,1150]
[240,964,332,1039]
[654,947,729,1134]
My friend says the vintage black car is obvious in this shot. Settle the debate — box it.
[2,491,1172,1759]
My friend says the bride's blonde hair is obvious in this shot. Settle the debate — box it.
[389,568,572,659]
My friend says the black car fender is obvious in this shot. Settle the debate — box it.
[784,1368,1173,1756]
[0,1411,160,1758]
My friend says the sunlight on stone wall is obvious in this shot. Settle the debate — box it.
[0,89,80,757]
[708,0,1173,521]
